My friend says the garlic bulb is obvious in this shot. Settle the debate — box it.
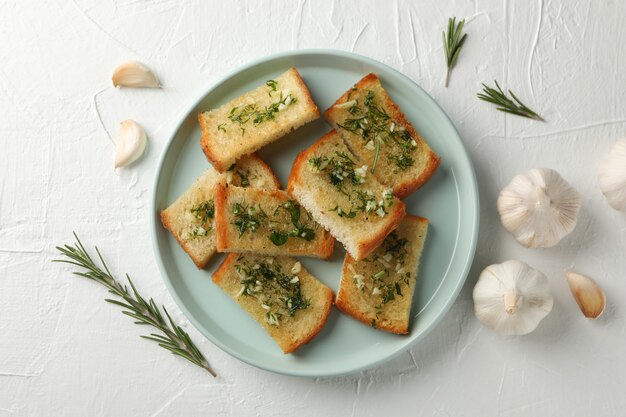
[473,260,553,335]
[114,120,147,168]
[597,138,626,211]
[497,168,581,248]
[112,61,160,88]
[565,271,606,319]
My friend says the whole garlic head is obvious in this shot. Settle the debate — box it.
[473,260,553,335]
[114,120,147,168]
[497,168,581,248]
[597,138,626,211]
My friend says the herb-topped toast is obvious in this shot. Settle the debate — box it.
[213,185,335,259]
[335,215,428,333]
[324,73,440,198]
[199,67,320,172]
[160,154,280,268]
[212,254,334,353]
[287,130,406,261]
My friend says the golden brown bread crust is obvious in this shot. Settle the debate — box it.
[213,183,229,252]
[323,73,379,118]
[353,201,405,260]
[159,153,278,269]
[334,274,408,334]
[286,130,337,195]
[211,253,334,354]
[200,68,320,173]
[283,286,333,354]
[245,153,282,189]
[335,215,428,334]
[210,252,236,285]
[160,211,207,269]
[214,184,335,259]
[288,67,321,120]
[378,89,441,198]
[198,113,227,172]
[324,73,440,199]
[287,130,406,261]
[392,154,440,199]
[334,255,390,330]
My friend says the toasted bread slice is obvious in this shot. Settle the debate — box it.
[214,185,334,259]
[335,215,428,334]
[212,253,333,353]
[160,154,280,269]
[199,67,320,172]
[287,130,406,261]
[324,73,440,199]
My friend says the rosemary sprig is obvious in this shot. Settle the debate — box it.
[477,80,544,121]
[443,16,467,87]
[53,233,216,377]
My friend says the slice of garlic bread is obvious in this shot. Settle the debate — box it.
[335,215,428,334]
[199,67,320,172]
[212,254,333,353]
[287,130,405,261]
[324,73,440,199]
[160,154,280,269]
[214,185,334,259]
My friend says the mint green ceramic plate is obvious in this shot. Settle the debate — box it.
[151,49,478,377]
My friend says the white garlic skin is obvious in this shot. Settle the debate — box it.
[114,120,147,168]
[597,138,626,211]
[112,61,160,88]
[473,260,553,335]
[497,168,581,248]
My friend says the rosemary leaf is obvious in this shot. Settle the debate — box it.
[477,80,544,121]
[443,17,468,87]
[371,138,381,174]
[53,233,216,377]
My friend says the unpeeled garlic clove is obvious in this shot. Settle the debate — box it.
[114,120,147,168]
[565,271,606,319]
[597,138,626,211]
[112,61,160,88]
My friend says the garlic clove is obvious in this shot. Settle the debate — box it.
[114,120,147,168]
[473,260,553,335]
[597,138,626,211]
[565,271,606,319]
[112,61,160,88]
[497,168,581,248]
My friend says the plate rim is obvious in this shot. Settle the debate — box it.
[150,48,480,377]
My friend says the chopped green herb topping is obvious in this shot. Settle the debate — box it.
[188,226,208,239]
[191,200,215,223]
[228,91,298,135]
[307,152,365,194]
[232,203,267,236]
[266,79,278,95]
[231,199,317,245]
[383,232,409,265]
[234,258,310,325]
[349,231,413,314]
[217,123,226,132]
[185,200,215,240]
[330,206,357,218]
[270,200,316,245]
[308,151,394,219]
[336,90,417,172]
[236,169,251,187]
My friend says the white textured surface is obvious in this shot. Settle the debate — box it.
[1,0,625,415]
